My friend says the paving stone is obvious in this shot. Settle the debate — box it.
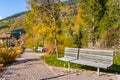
[0,49,56,80]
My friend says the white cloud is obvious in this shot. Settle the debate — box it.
[0,16,2,20]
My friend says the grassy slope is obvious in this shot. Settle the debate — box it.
[0,11,27,33]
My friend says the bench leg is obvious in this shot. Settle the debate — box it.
[68,61,70,72]
[97,67,100,76]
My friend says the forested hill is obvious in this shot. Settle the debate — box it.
[0,11,27,34]
[0,11,27,22]
[0,11,27,40]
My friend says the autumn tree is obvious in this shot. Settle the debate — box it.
[25,0,62,55]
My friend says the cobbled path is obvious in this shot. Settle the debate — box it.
[0,49,56,80]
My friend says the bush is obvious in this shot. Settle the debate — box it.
[0,47,23,65]
[15,47,24,54]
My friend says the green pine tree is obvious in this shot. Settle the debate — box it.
[79,0,120,49]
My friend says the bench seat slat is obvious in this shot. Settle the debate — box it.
[58,57,77,62]
[79,58,112,65]
[71,59,111,68]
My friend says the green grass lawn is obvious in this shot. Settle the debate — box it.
[41,54,120,74]
[41,54,81,69]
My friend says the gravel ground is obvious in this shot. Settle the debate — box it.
[0,49,120,80]
[49,66,119,80]
[0,49,56,80]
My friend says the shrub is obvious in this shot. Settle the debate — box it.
[15,47,24,54]
[0,47,23,65]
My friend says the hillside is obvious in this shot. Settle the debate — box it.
[0,11,27,22]
[0,11,27,39]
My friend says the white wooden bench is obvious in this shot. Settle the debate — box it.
[37,47,44,52]
[71,49,114,76]
[58,47,79,71]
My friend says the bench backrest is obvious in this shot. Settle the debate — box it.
[78,49,114,66]
[64,47,79,59]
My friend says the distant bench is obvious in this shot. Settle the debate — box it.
[58,47,114,76]
[37,47,44,52]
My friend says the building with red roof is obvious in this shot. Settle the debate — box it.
[0,34,12,47]
[0,34,11,39]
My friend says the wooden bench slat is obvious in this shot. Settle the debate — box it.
[65,51,78,53]
[79,53,113,61]
[71,59,110,68]
[80,49,113,56]
[65,53,78,56]
[65,50,78,52]
[58,47,79,62]
[58,56,77,62]
[79,58,112,65]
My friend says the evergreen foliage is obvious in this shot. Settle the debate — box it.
[80,0,120,49]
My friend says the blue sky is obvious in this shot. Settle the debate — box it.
[0,0,27,19]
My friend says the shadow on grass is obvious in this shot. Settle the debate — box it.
[79,64,120,74]
[107,64,120,74]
